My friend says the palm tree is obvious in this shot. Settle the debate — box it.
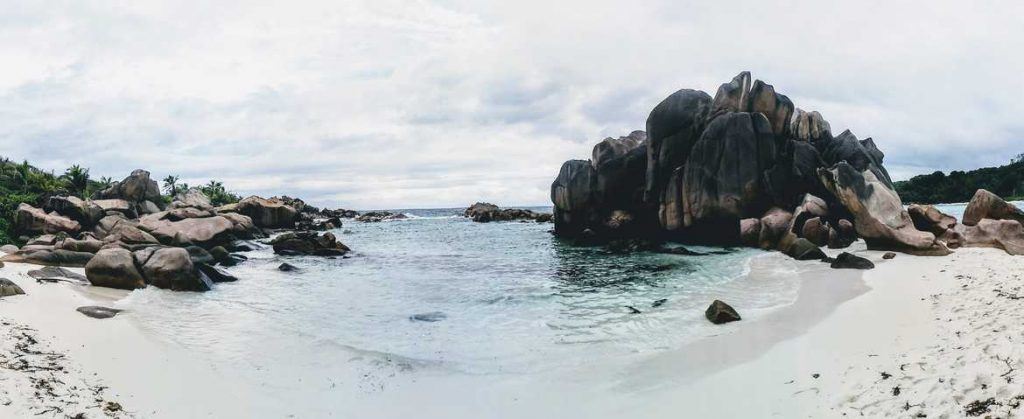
[61,164,90,197]
[163,175,180,196]
[13,160,33,193]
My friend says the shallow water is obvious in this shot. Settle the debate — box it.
[116,207,808,415]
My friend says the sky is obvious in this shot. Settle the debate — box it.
[0,0,1022,209]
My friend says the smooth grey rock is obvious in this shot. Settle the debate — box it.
[76,306,122,319]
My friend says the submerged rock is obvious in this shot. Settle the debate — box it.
[409,311,447,322]
[76,306,123,319]
[355,211,408,222]
[278,262,300,272]
[705,300,741,324]
[464,202,550,223]
[0,278,25,297]
[830,252,875,269]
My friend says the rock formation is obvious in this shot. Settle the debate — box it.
[549,71,966,258]
[464,202,552,223]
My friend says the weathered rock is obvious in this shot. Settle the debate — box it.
[0,244,18,254]
[705,300,741,324]
[45,196,103,227]
[908,204,958,235]
[196,263,238,283]
[15,203,81,235]
[355,211,408,223]
[27,266,87,282]
[143,216,236,248]
[321,208,359,219]
[164,207,216,221]
[137,247,211,291]
[464,203,548,223]
[229,240,263,252]
[85,248,146,290]
[801,217,830,247]
[0,278,25,297]
[816,130,894,189]
[0,249,94,267]
[592,131,646,169]
[764,139,829,210]
[93,199,136,218]
[680,112,776,239]
[208,246,230,264]
[104,220,159,245]
[711,71,752,116]
[789,108,831,142]
[170,188,214,211]
[218,212,259,239]
[882,252,897,259]
[235,196,298,228]
[271,231,350,256]
[785,238,827,261]
[278,263,300,272]
[76,306,122,319]
[55,236,104,253]
[759,207,793,250]
[746,79,794,136]
[93,169,163,209]
[740,218,761,247]
[552,160,598,236]
[827,219,858,249]
[645,89,712,204]
[957,219,1024,255]
[819,162,949,256]
[830,252,875,269]
[962,189,1024,226]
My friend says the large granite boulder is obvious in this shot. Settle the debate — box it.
[746,79,794,136]
[678,112,776,242]
[55,236,104,253]
[141,216,236,248]
[758,207,793,249]
[93,199,135,217]
[592,131,646,169]
[764,139,829,210]
[710,71,752,116]
[271,231,350,256]
[819,162,949,255]
[592,138,649,212]
[15,203,81,235]
[908,204,958,235]
[135,247,212,291]
[644,89,712,203]
[44,196,103,227]
[551,160,598,237]
[170,188,213,211]
[93,169,164,213]
[815,130,894,190]
[957,219,1024,255]
[0,248,94,267]
[235,196,298,228]
[963,189,1024,226]
[85,248,146,290]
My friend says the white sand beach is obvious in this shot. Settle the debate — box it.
[1,243,1022,418]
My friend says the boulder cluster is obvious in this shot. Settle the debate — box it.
[1,169,354,292]
[463,202,553,223]
[550,72,1024,258]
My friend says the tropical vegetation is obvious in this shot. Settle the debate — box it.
[895,153,1024,204]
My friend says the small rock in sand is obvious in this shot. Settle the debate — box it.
[882,252,897,259]
[0,278,26,297]
[705,300,741,324]
[830,252,875,270]
[76,306,123,319]
[27,266,87,282]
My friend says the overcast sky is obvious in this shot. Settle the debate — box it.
[1,1,1021,209]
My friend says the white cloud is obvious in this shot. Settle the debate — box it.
[1,0,1022,208]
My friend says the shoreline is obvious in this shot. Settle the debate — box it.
[2,242,1023,417]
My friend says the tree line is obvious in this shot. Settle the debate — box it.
[894,153,1024,204]
[0,157,241,244]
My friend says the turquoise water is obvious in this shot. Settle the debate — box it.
[115,207,806,414]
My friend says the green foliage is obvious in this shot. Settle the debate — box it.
[895,156,1024,204]
[60,164,90,196]
[199,180,240,207]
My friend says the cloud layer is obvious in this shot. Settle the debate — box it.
[1,0,1022,209]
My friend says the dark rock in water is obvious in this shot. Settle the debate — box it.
[409,312,447,322]
[139,247,212,292]
[882,252,897,259]
[271,231,351,256]
[356,211,408,222]
[196,263,238,283]
[785,238,826,261]
[219,253,247,267]
[186,246,215,266]
[27,266,87,282]
[705,300,741,324]
[76,306,122,319]
[229,240,263,252]
[464,202,549,223]
[626,306,642,314]
[209,246,231,264]
[0,278,25,297]
[652,298,667,307]
[321,207,359,219]
[278,262,300,272]
[830,252,875,269]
